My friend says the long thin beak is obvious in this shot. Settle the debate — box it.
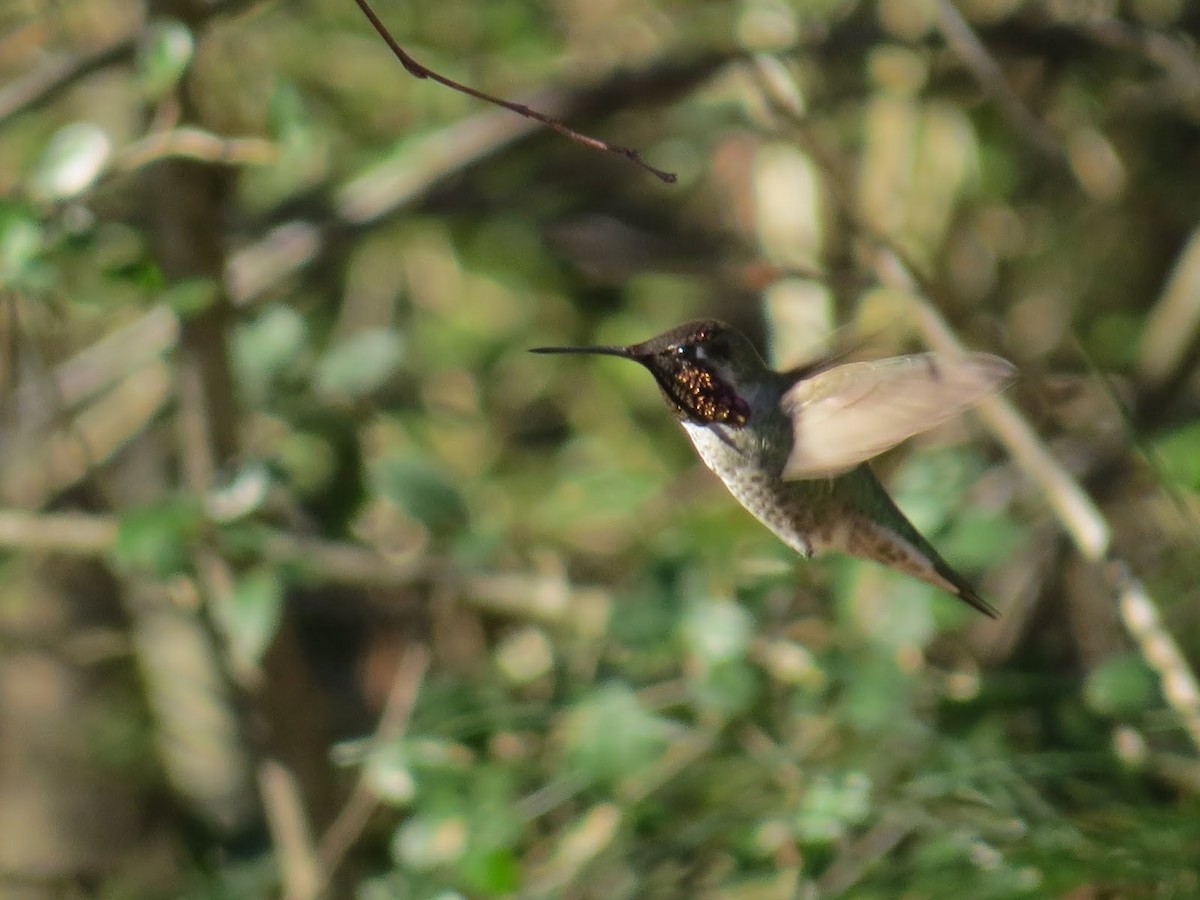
[528,344,633,358]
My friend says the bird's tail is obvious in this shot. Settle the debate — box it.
[844,468,999,618]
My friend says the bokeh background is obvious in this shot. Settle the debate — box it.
[2,0,1199,896]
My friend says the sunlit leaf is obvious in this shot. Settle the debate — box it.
[681,598,754,668]
[234,303,309,397]
[392,814,468,870]
[365,743,418,807]
[220,567,284,667]
[314,328,404,400]
[30,122,111,202]
[794,772,872,844]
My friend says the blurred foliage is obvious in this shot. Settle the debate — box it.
[1,0,1199,898]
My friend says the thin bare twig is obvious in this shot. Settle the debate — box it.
[317,644,430,883]
[351,0,676,184]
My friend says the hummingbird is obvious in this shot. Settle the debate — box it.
[531,320,1016,617]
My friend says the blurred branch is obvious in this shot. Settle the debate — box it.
[260,759,321,900]
[1081,17,1200,113]
[880,252,1200,753]
[1110,561,1200,751]
[316,643,428,889]
[0,508,116,553]
[0,32,135,127]
[0,0,256,127]
[1136,224,1200,406]
[11,306,178,432]
[0,509,620,628]
[0,359,173,508]
[351,0,677,184]
[818,808,921,896]
[935,1,1066,165]
[116,127,277,170]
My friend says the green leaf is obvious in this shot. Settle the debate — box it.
[220,567,284,667]
[138,19,194,99]
[939,510,1024,570]
[689,659,761,720]
[794,772,872,844]
[681,599,754,668]
[562,684,668,790]
[112,499,203,577]
[460,848,519,893]
[0,208,44,289]
[364,743,418,807]
[375,456,468,535]
[1153,422,1200,491]
[1084,653,1159,718]
[162,277,219,318]
[205,462,272,523]
[314,328,404,400]
[843,651,913,732]
[267,79,314,160]
[233,303,308,397]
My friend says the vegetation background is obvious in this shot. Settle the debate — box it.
[1,0,1199,896]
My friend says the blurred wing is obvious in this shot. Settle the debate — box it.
[780,352,1016,479]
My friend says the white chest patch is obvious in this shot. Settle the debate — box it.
[681,421,736,475]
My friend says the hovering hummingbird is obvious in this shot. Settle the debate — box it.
[531,320,1016,617]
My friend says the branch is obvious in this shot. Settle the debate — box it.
[351,0,677,184]
[260,759,322,900]
[0,33,136,127]
[0,0,257,127]
[316,644,429,882]
[116,127,278,170]
[878,250,1200,754]
[935,0,1066,164]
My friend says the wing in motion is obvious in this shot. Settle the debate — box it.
[780,352,1016,479]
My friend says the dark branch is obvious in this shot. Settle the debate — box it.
[350,0,677,184]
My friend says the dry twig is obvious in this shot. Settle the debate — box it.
[351,0,676,184]
[317,644,430,885]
